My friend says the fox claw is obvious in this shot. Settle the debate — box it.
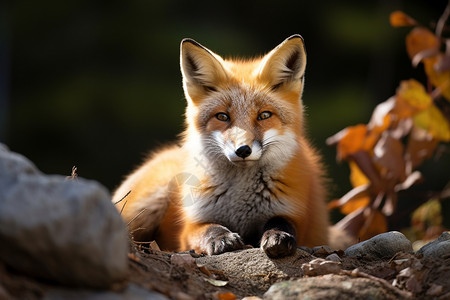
[261,229,296,258]
[203,226,245,255]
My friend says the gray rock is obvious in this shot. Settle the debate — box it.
[44,284,170,300]
[344,231,413,259]
[0,144,129,288]
[263,275,411,300]
[416,232,450,258]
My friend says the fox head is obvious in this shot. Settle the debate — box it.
[180,35,307,169]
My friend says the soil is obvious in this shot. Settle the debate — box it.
[1,242,450,300]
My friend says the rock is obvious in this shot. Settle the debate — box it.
[311,245,334,257]
[301,258,341,276]
[344,231,413,259]
[416,232,450,258]
[44,284,170,300]
[325,253,342,262]
[0,144,41,191]
[0,144,129,288]
[263,274,411,300]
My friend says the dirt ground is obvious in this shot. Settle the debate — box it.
[1,242,450,300]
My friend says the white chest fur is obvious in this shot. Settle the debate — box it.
[185,166,293,243]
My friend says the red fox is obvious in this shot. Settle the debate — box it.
[113,35,331,258]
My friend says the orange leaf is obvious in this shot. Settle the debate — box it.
[358,208,388,241]
[217,292,236,300]
[424,55,450,101]
[390,11,418,27]
[406,27,439,62]
[341,197,370,215]
[335,125,367,160]
[413,104,450,141]
[394,79,432,118]
[338,161,371,215]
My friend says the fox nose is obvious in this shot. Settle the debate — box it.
[235,145,252,159]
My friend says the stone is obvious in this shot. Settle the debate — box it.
[0,144,129,288]
[416,232,450,258]
[263,274,411,300]
[344,231,413,259]
[44,284,170,300]
[301,258,341,276]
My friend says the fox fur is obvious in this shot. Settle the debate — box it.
[113,35,334,257]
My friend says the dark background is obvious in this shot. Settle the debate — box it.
[1,1,448,225]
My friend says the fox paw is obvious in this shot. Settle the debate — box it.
[203,225,245,255]
[261,229,296,258]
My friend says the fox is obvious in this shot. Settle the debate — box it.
[112,35,332,258]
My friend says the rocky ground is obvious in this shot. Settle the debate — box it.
[1,143,450,300]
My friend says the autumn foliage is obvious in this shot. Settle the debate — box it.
[327,7,450,243]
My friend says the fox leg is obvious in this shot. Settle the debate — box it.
[260,217,297,258]
[180,222,245,255]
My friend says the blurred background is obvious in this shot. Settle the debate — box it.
[1,0,448,227]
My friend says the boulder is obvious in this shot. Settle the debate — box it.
[0,144,129,288]
[344,231,413,259]
[416,232,450,258]
[264,274,411,300]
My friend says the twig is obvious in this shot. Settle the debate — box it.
[341,269,413,298]
[113,190,131,215]
[436,0,450,38]
[127,208,147,226]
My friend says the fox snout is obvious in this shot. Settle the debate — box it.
[212,128,262,164]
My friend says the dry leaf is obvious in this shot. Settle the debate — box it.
[424,55,450,101]
[413,104,450,141]
[394,79,432,118]
[328,184,370,211]
[405,27,439,62]
[336,125,368,160]
[333,206,367,239]
[340,162,371,214]
[373,131,406,183]
[149,240,161,251]
[217,292,236,300]
[405,126,438,171]
[204,278,229,287]
[390,11,418,27]
[170,253,197,269]
[358,208,388,241]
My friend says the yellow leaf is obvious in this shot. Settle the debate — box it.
[394,79,432,118]
[349,161,369,187]
[390,11,418,27]
[339,162,371,215]
[414,104,450,141]
[405,27,439,61]
[424,55,450,101]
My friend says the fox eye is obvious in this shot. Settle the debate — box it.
[257,111,272,120]
[216,112,230,122]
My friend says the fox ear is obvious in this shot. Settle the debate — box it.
[258,35,306,90]
[180,39,228,99]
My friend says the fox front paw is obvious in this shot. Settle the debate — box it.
[261,229,296,258]
[202,225,245,255]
